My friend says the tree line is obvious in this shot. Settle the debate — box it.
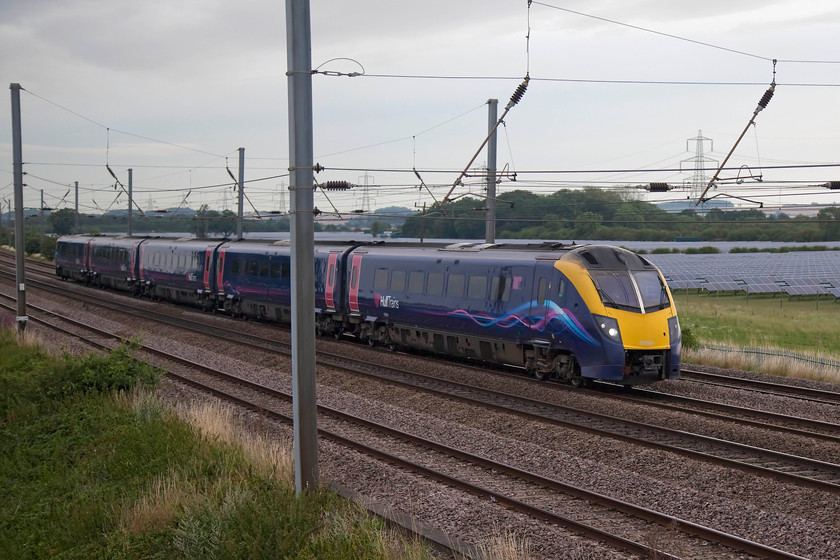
[398,188,840,242]
[2,188,840,259]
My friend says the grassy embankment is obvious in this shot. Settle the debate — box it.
[0,330,449,560]
[674,291,840,383]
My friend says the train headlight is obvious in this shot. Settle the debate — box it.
[593,314,622,344]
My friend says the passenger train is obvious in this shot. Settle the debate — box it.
[55,235,682,386]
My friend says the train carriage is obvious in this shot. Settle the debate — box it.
[215,239,357,327]
[55,235,96,282]
[346,242,681,385]
[346,242,541,362]
[138,237,225,309]
[87,236,146,291]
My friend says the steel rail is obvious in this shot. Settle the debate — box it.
[0,297,809,560]
[681,368,840,405]
[3,271,839,494]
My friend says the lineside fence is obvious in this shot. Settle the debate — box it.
[701,344,840,372]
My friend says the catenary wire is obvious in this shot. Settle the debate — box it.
[531,1,840,65]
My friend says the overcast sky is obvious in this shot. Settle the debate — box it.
[1,0,839,220]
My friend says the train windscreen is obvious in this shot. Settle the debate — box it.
[590,270,670,313]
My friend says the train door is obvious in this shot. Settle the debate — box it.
[255,254,271,307]
[325,252,339,311]
[83,239,91,272]
[216,247,227,294]
[129,243,138,280]
[138,243,146,279]
[348,253,364,313]
[528,260,554,331]
[203,247,214,292]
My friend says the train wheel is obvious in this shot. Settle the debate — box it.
[569,376,589,388]
[533,369,551,381]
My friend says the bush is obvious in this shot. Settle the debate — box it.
[50,341,163,398]
[39,235,57,260]
[0,335,163,417]
[24,231,41,255]
[684,246,721,254]
[681,327,699,351]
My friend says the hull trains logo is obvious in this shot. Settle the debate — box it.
[375,293,400,309]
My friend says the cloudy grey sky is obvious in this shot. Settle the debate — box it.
[1,0,839,219]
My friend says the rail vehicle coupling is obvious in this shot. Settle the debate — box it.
[622,350,669,385]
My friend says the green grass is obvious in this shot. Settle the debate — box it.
[0,331,438,560]
[674,292,840,357]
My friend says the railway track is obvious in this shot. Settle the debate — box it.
[2,251,839,558]
[680,367,840,405]
[0,293,811,560]
[3,265,840,492]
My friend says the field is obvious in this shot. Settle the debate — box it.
[674,291,840,381]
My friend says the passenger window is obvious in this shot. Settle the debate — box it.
[249,260,258,275]
[232,260,240,274]
[408,271,424,294]
[260,262,268,277]
[270,263,279,278]
[446,274,465,298]
[281,263,290,279]
[373,268,388,290]
[468,276,487,299]
[390,270,406,292]
[427,272,444,296]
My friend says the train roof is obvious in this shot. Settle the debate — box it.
[140,237,226,249]
[353,241,584,260]
[352,242,659,271]
[86,235,146,248]
[217,238,363,255]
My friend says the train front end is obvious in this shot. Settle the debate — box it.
[556,246,681,385]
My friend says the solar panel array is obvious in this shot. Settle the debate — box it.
[646,251,840,299]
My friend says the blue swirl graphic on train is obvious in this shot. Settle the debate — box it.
[427,301,598,345]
